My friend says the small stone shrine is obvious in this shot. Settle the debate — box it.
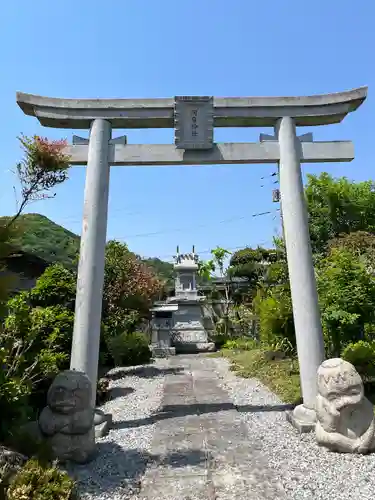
[150,247,215,356]
[315,358,375,454]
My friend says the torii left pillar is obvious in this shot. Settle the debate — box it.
[70,119,111,407]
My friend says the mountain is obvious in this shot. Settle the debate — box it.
[141,257,174,286]
[1,213,175,281]
[1,213,80,268]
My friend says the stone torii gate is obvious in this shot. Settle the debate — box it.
[17,88,367,432]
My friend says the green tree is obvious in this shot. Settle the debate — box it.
[30,263,76,309]
[251,238,294,350]
[305,173,375,255]
[198,247,232,335]
[328,231,375,273]
[228,246,281,300]
[317,247,375,357]
[252,287,294,350]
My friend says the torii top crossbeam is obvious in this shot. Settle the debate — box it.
[16,87,367,129]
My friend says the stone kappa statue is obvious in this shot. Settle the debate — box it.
[38,370,96,463]
[316,358,375,454]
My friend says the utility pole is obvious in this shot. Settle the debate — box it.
[272,163,285,242]
[278,162,285,242]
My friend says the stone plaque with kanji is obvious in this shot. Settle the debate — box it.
[174,96,214,150]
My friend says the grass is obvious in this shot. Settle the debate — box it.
[213,347,302,404]
[214,345,375,412]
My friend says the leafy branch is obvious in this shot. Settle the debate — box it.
[6,135,71,231]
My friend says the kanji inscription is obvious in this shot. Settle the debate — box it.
[174,96,214,150]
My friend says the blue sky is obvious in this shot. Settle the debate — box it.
[0,0,373,263]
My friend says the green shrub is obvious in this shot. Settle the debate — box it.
[0,340,33,440]
[223,337,258,351]
[7,458,77,500]
[102,309,143,365]
[107,332,151,366]
[341,341,375,380]
[253,288,295,349]
[211,332,230,349]
[103,309,141,340]
[317,248,375,356]
[264,337,296,356]
[1,296,73,439]
[29,306,74,362]
[4,301,71,393]
[30,264,76,309]
[364,323,375,340]
[228,305,256,337]
[5,297,72,366]
[4,425,52,462]
[3,293,32,338]
[5,295,73,373]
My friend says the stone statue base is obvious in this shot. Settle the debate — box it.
[151,346,176,358]
[46,427,97,464]
[286,404,317,433]
[174,341,216,354]
[94,409,112,438]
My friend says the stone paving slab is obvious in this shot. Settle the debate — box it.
[139,355,286,499]
[140,474,214,500]
[152,432,206,455]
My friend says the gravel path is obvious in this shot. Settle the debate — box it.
[67,359,170,499]
[68,355,375,499]
[209,356,375,500]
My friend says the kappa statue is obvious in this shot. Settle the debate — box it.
[316,358,375,454]
[38,370,96,463]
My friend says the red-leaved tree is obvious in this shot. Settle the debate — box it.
[103,240,164,336]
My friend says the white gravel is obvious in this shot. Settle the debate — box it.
[66,355,375,499]
[67,359,169,500]
[209,356,375,500]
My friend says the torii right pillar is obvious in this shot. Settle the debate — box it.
[277,117,324,431]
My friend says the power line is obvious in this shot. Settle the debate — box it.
[116,209,279,240]
[50,171,280,225]
[261,172,277,180]
[55,207,145,223]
